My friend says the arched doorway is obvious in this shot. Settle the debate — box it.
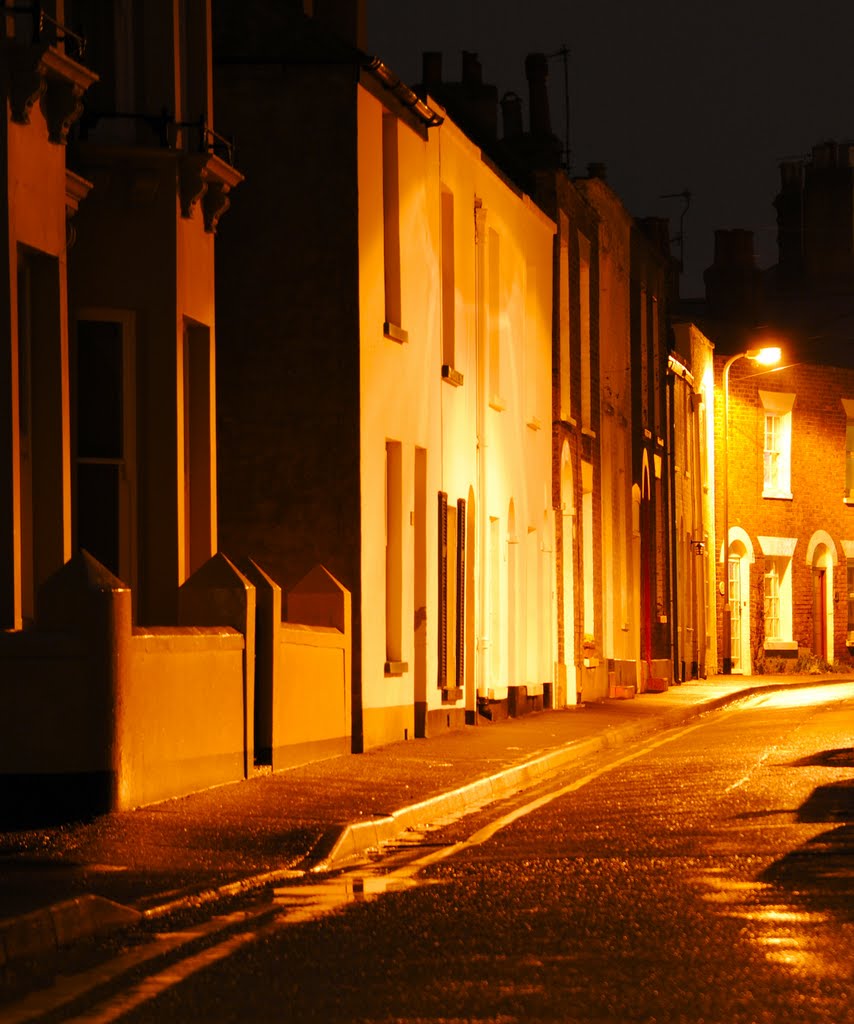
[725,526,754,674]
[806,531,837,663]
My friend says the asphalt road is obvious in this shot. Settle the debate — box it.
[7,682,854,1023]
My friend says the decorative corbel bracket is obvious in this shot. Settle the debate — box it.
[8,45,47,123]
[8,42,98,143]
[178,152,210,217]
[202,179,232,234]
[64,168,93,249]
[180,151,244,232]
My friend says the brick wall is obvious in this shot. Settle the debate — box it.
[715,356,854,669]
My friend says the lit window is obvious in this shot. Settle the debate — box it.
[759,390,794,499]
[764,560,781,639]
[758,537,797,649]
[764,413,781,491]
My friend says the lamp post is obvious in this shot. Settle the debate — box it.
[721,346,782,674]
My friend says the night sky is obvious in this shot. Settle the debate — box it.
[367,1,854,298]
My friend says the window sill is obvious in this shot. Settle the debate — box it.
[384,660,409,677]
[762,490,793,501]
[763,640,797,652]
[383,321,409,344]
[441,364,464,387]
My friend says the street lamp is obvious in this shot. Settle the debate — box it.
[721,346,782,674]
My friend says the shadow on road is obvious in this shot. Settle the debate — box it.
[795,778,854,822]
[785,746,854,769]
[760,769,854,921]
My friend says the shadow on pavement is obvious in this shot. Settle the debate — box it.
[784,746,854,769]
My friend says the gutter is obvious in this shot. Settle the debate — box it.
[362,56,444,128]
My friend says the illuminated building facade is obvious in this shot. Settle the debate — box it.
[669,322,716,680]
[0,1,248,821]
[692,140,854,672]
[214,6,556,750]
[0,2,96,631]
[712,356,854,671]
[67,0,242,623]
[574,176,676,694]
[431,51,690,700]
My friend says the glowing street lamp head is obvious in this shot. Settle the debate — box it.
[745,345,782,366]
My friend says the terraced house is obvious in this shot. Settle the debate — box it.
[213,1,555,751]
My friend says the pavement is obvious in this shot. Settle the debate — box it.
[0,672,848,982]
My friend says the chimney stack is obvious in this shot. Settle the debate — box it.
[501,91,523,140]
[311,0,366,49]
[462,51,482,86]
[422,51,442,89]
[525,52,551,137]
[703,228,762,323]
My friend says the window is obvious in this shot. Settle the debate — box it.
[764,413,782,491]
[757,537,797,648]
[558,212,570,420]
[651,294,660,436]
[437,492,466,692]
[382,114,405,342]
[579,235,592,431]
[488,227,501,405]
[842,399,854,501]
[639,286,649,430]
[182,319,212,580]
[582,460,594,637]
[385,441,404,673]
[764,560,781,639]
[77,319,125,576]
[440,188,457,375]
[759,390,794,499]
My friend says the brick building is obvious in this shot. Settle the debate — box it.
[689,139,854,673]
[714,356,854,671]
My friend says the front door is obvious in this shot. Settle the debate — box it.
[813,567,828,660]
[729,555,743,673]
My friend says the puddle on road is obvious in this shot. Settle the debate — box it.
[272,864,445,925]
[692,869,843,980]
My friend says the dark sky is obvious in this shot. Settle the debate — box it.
[367,1,854,297]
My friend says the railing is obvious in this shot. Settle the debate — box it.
[176,117,237,165]
[1,2,87,60]
[79,109,237,166]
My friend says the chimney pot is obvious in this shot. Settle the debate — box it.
[422,51,442,87]
[462,50,482,85]
[501,91,523,140]
[525,52,551,137]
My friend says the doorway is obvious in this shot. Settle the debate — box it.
[728,545,751,673]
